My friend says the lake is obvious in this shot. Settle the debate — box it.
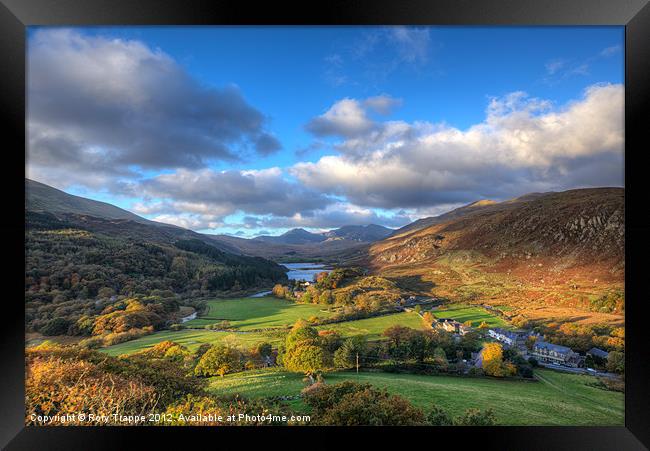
[282,262,333,282]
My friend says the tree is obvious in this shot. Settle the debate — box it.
[333,337,367,369]
[319,290,333,305]
[334,292,351,305]
[422,311,435,324]
[284,344,327,376]
[481,342,516,377]
[606,351,624,374]
[272,284,286,298]
[194,344,243,377]
[432,347,448,371]
[40,317,71,336]
[282,323,330,377]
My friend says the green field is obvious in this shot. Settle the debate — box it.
[317,311,427,340]
[102,299,425,356]
[431,304,510,328]
[101,329,285,356]
[207,368,624,426]
[184,297,334,330]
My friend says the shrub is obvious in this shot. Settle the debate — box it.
[303,382,426,426]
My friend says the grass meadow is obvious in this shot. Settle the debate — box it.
[431,304,510,328]
[207,368,624,425]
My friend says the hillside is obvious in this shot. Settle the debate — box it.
[364,188,625,327]
[26,179,151,224]
[25,181,289,335]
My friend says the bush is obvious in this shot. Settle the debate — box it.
[454,408,497,426]
[303,382,426,426]
[427,405,453,425]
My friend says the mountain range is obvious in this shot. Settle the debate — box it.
[361,187,624,327]
[26,179,394,261]
[254,224,393,245]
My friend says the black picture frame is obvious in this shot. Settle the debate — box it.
[2,0,649,449]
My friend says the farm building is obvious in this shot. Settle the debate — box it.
[531,341,584,368]
[434,318,472,335]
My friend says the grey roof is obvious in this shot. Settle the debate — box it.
[534,341,573,354]
[587,347,609,358]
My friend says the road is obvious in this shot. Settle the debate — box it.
[538,362,618,378]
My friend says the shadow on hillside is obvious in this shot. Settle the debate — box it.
[388,275,436,294]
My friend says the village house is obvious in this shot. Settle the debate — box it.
[531,341,584,367]
[587,347,609,361]
[488,328,528,348]
[434,318,472,336]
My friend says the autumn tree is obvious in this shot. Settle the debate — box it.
[422,311,435,324]
[607,351,625,374]
[481,342,516,377]
[194,344,243,377]
[281,323,330,379]
[319,290,333,305]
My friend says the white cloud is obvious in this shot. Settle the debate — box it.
[293,83,624,209]
[305,98,376,138]
[136,167,333,226]
[388,27,431,64]
[600,45,621,57]
[27,29,280,190]
[363,95,403,115]
[252,202,411,229]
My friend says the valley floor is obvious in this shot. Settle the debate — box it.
[207,367,624,426]
[99,294,623,426]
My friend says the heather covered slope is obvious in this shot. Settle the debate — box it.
[27,179,150,224]
[364,188,624,326]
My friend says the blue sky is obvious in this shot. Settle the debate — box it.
[26,26,624,237]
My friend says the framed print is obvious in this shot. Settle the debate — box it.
[1,0,649,449]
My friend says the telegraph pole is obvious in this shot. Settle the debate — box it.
[356,352,359,374]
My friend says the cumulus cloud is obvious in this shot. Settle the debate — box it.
[293,83,624,209]
[135,167,333,227]
[249,202,410,230]
[305,95,402,139]
[363,95,403,115]
[27,29,280,189]
[305,98,377,138]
